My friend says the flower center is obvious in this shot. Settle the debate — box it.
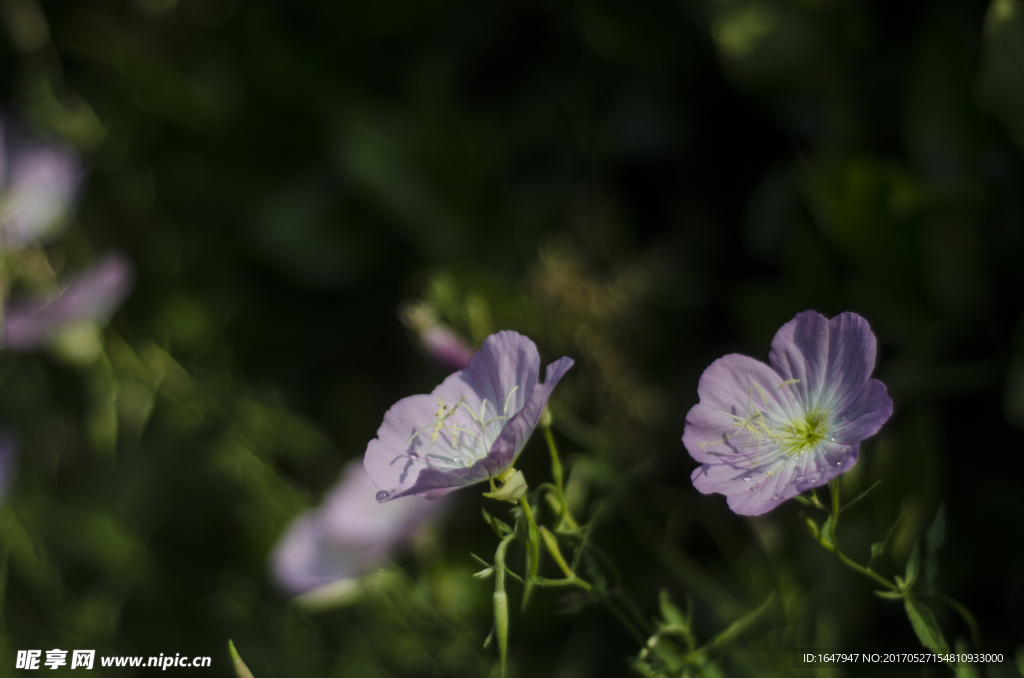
[407,387,519,470]
[781,410,830,455]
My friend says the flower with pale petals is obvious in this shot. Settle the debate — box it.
[0,125,81,250]
[4,254,134,356]
[684,310,893,516]
[273,461,444,596]
[364,330,573,501]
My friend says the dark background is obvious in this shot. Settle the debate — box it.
[2,0,1023,675]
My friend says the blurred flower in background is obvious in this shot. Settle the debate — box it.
[0,123,80,251]
[399,301,475,372]
[272,461,444,602]
[365,331,573,501]
[4,253,134,361]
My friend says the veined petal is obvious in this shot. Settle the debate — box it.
[768,311,878,415]
[683,353,800,463]
[693,440,859,516]
[487,356,574,470]
[830,378,893,444]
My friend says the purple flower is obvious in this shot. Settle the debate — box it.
[0,129,81,249]
[399,302,475,372]
[272,461,444,595]
[419,325,475,372]
[4,254,135,350]
[364,330,573,501]
[684,311,893,516]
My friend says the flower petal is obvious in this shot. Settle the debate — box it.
[272,462,442,594]
[682,353,799,462]
[831,378,893,444]
[692,440,859,516]
[768,310,878,416]
[441,330,540,418]
[1,144,81,248]
[4,254,135,349]
[486,355,574,470]
[421,326,475,371]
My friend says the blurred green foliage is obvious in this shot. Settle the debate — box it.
[0,0,1022,676]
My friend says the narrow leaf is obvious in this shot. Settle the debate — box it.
[708,591,776,650]
[481,509,512,538]
[954,638,979,678]
[904,544,920,591]
[658,590,687,629]
[228,640,255,678]
[819,515,834,549]
[904,597,950,655]
[841,479,882,515]
[539,526,574,579]
[869,512,903,568]
[802,516,820,541]
[925,504,945,590]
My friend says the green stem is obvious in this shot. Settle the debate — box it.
[596,592,646,646]
[832,547,898,590]
[927,593,983,650]
[543,428,578,530]
[518,495,540,607]
[620,498,743,621]
[826,478,897,591]
[544,428,563,495]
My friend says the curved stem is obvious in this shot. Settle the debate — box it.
[543,428,579,530]
[825,479,897,591]
[518,495,541,607]
[927,593,983,650]
[831,547,898,590]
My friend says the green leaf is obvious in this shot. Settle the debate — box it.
[802,516,820,540]
[925,504,945,590]
[658,590,688,629]
[874,589,904,601]
[819,515,834,549]
[954,638,979,678]
[869,512,903,568]
[1015,645,1023,677]
[471,553,523,583]
[904,544,920,591]
[840,479,882,515]
[708,591,776,650]
[481,509,513,538]
[977,0,1024,150]
[904,597,950,655]
[228,640,255,678]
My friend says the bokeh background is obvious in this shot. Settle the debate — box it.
[2,0,1024,675]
